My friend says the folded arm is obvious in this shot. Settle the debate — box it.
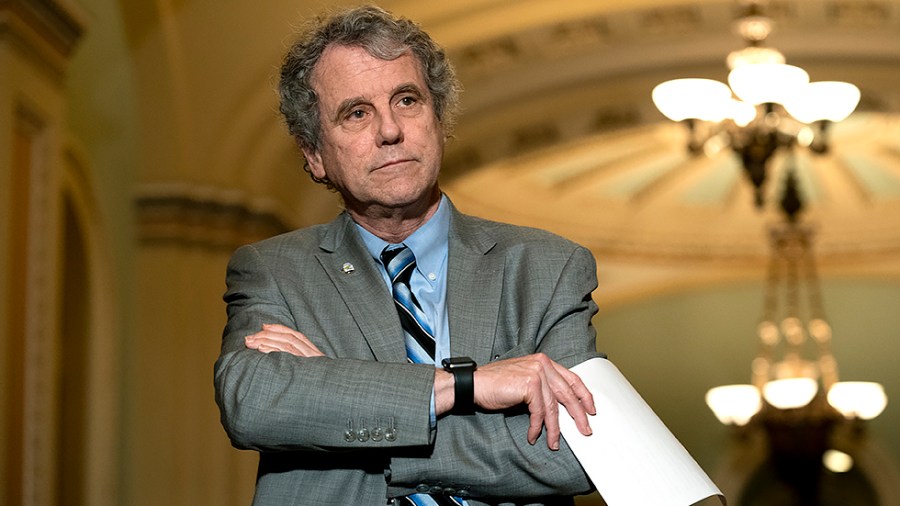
[214,244,436,452]
[247,324,595,451]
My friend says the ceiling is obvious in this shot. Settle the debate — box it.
[427,0,900,304]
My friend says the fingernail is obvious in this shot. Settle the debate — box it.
[551,442,559,450]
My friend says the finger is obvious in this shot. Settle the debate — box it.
[247,336,301,355]
[527,410,543,446]
[517,361,547,445]
[549,364,594,436]
[541,371,562,450]
[262,323,298,334]
[557,364,596,414]
[256,343,277,354]
[554,392,592,438]
[246,329,313,356]
[252,326,319,356]
[244,333,265,350]
[259,333,304,354]
[262,324,324,356]
[260,324,305,343]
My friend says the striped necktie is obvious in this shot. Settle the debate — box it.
[381,245,436,364]
[381,246,469,506]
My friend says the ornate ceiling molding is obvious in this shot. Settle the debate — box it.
[442,0,900,179]
[135,184,290,250]
[0,0,86,79]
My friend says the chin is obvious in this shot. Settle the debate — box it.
[380,190,438,210]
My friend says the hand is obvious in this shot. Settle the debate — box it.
[243,324,324,357]
[473,353,595,450]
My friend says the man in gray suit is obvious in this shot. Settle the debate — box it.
[214,5,604,505]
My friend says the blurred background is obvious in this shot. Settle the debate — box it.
[2,0,900,504]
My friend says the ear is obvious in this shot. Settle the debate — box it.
[302,147,327,180]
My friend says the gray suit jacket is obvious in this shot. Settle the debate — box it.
[214,203,603,505]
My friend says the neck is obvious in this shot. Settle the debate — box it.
[348,189,442,244]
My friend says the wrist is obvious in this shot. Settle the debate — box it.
[433,369,456,416]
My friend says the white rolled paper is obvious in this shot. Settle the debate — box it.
[559,358,726,506]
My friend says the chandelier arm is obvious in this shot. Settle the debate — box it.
[779,224,812,380]
[802,229,825,321]
[809,120,830,154]
[801,227,841,388]
[753,228,784,389]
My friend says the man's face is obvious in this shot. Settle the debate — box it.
[304,44,444,214]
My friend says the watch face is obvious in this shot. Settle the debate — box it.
[443,357,476,370]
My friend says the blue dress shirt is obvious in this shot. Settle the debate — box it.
[355,195,451,422]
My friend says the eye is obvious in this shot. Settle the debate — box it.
[398,95,418,107]
[347,109,367,120]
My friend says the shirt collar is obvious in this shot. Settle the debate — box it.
[356,195,450,276]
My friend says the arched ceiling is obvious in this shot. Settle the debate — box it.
[111,0,900,299]
[437,0,900,171]
[447,114,900,265]
[428,0,900,303]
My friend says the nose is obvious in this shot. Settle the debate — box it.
[377,110,403,146]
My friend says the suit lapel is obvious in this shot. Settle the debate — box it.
[446,207,504,365]
[315,213,407,362]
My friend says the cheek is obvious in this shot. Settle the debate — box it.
[424,124,445,157]
[335,143,367,171]
[318,138,358,175]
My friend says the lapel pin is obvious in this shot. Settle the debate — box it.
[341,262,355,274]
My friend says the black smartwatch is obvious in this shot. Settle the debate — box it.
[441,356,477,415]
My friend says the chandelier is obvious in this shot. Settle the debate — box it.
[704,174,887,428]
[650,2,889,499]
[650,1,861,208]
[703,171,887,494]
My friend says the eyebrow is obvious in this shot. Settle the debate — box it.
[331,82,427,123]
[395,83,425,100]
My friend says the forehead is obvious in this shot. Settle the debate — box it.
[310,45,426,104]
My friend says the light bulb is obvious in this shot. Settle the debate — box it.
[652,79,732,122]
[827,381,887,419]
[706,384,762,425]
[823,449,854,473]
[728,63,809,106]
[763,377,818,409]
[784,81,861,123]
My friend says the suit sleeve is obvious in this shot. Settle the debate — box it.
[387,244,603,499]
[213,243,436,452]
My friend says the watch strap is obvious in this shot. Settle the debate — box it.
[452,364,475,415]
[442,357,476,415]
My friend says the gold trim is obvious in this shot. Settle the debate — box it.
[136,193,290,250]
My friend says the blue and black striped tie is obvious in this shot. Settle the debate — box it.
[381,245,468,506]
[381,245,436,364]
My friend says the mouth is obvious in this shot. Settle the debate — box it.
[374,158,415,171]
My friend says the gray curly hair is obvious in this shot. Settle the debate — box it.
[279,5,462,187]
